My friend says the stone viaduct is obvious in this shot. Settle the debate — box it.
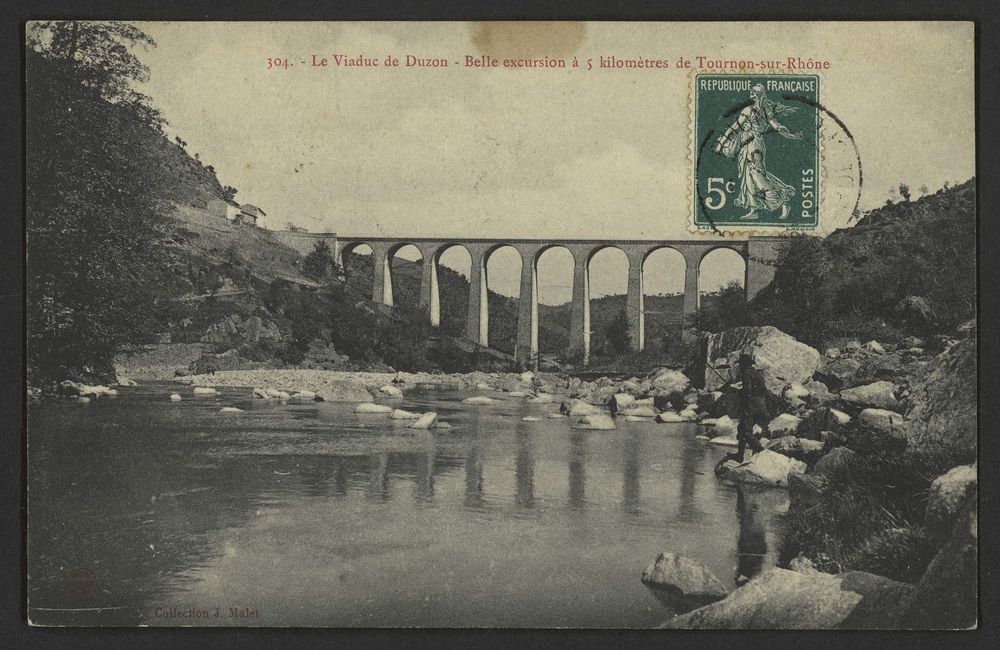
[272,231,786,364]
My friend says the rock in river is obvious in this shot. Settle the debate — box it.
[379,384,403,398]
[715,450,806,487]
[407,412,438,429]
[192,386,217,395]
[573,414,616,430]
[355,403,393,414]
[566,400,604,416]
[641,552,728,601]
[621,405,658,419]
[390,408,421,420]
[463,396,501,405]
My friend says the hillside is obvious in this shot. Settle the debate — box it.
[745,179,976,346]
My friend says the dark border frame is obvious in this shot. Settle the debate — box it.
[3,2,996,648]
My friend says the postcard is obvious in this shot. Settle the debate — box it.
[25,21,976,628]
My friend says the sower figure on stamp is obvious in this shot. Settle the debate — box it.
[714,83,803,221]
[733,353,769,462]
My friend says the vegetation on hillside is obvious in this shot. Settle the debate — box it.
[700,180,977,347]
[26,22,183,383]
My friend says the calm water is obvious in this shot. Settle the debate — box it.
[27,383,788,628]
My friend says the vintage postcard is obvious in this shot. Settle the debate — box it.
[25,21,976,628]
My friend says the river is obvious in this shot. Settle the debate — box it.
[27,382,789,627]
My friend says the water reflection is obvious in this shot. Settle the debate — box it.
[622,429,642,516]
[515,425,535,510]
[676,436,704,522]
[28,383,787,627]
[367,451,390,502]
[567,431,587,510]
[464,438,485,509]
[414,450,435,501]
[735,484,769,582]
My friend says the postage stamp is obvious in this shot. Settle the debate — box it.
[691,74,821,231]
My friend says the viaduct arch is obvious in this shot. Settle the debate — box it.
[272,231,786,365]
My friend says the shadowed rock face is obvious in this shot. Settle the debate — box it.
[925,464,977,542]
[896,501,978,630]
[904,338,977,459]
[661,566,925,630]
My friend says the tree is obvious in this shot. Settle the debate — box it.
[691,281,748,333]
[898,183,912,202]
[606,308,631,354]
[26,21,179,382]
[302,240,334,279]
[222,185,238,202]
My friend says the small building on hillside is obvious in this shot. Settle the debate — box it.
[234,203,266,227]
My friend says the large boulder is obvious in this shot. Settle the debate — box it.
[610,393,636,412]
[895,295,934,327]
[812,446,857,478]
[766,436,824,463]
[895,499,978,629]
[621,405,658,419]
[815,357,863,390]
[904,339,977,458]
[788,471,830,508]
[649,368,690,396]
[858,408,906,436]
[839,381,901,412]
[767,413,802,437]
[663,568,913,629]
[924,464,977,542]
[641,553,728,601]
[697,327,821,407]
[715,450,806,487]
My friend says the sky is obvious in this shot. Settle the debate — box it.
[133,21,974,301]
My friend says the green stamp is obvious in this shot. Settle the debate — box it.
[692,74,820,229]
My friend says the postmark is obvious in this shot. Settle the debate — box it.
[691,73,823,232]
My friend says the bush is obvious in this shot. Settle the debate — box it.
[781,446,966,582]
